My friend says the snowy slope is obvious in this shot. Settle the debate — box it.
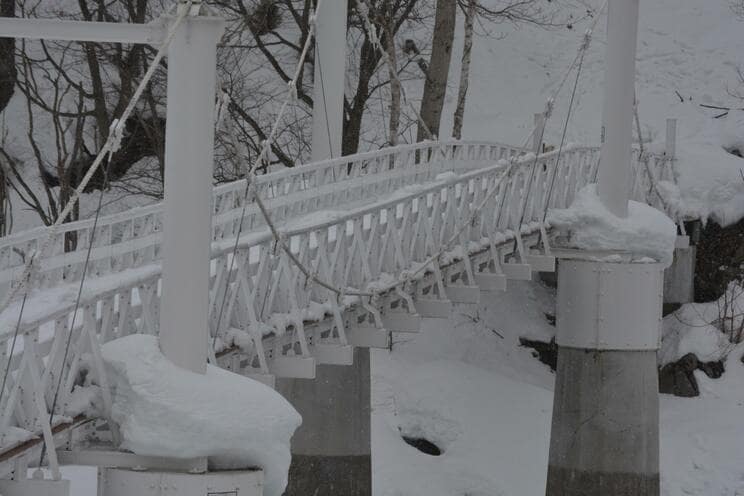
[444,0,744,147]
[440,0,744,225]
[372,281,744,496]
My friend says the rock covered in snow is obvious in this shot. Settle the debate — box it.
[720,110,744,158]
[660,282,744,366]
[101,335,301,496]
[547,184,677,265]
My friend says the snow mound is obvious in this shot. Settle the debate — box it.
[547,184,677,265]
[671,141,744,227]
[101,335,301,496]
[660,282,744,365]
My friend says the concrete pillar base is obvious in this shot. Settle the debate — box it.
[547,466,659,496]
[285,455,370,496]
[277,348,371,496]
[546,347,659,496]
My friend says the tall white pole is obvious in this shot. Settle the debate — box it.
[159,5,225,374]
[311,0,348,161]
[596,0,640,218]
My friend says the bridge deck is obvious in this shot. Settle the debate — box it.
[0,141,674,473]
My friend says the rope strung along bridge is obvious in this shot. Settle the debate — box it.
[0,138,675,475]
[0,0,683,489]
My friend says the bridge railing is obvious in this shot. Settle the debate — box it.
[0,140,522,298]
[0,144,676,461]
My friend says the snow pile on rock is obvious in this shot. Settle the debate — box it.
[660,282,744,366]
[547,184,677,264]
[664,142,744,227]
[101,335,301,496]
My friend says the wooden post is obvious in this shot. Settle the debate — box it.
[534,112,545,154]
[665,118,677,158]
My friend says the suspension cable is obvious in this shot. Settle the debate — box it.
[0,286,28,411]
[213,0,612,326]
[0,1,194,314]
[38,147,113,469]
[541,32,590,225]
[210,0,329,347]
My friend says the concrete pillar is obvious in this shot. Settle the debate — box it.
[311,0,348,161]
[546,258,661,496]
[663,244,696,306]
[158,6,225,373]
[277,348,371,496]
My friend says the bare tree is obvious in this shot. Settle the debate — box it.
[451,0,576,140]
[417,0,455,141]
[0,0,15,235]
[452,0,476,139]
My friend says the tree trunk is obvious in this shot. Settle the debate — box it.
[0,0,15,113]
[384,3,401,147]
[452,0,476,139]
[417,0,456,141]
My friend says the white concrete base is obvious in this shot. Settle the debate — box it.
[98,468,263,496]
[0,477,70,496]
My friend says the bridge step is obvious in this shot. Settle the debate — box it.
[526,254,556,273]
[502,262,532,280]
[383,312,422,333]
[310,344,354,365]
[246,373,276,388]
[445,285,481,304]
[415,298,453,319]
[347,326,390,349]
[475,273,507,291]
[270,356,316,379]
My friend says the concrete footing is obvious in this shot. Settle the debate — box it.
[546,347,659,495]
[276,347,371,496]
[547,258,661,496]
[664,244,696,306]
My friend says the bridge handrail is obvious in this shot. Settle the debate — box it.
[0,143,675,465]
[0,140,523,294]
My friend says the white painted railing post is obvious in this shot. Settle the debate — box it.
[311,0,348,161]
[158,4,225,374]
[665,118,677,159]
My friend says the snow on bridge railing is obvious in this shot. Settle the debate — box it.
[0,143,677,466]
[0,144,679,464]
[0,140,521,298]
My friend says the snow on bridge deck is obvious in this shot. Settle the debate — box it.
[0,139,674,473]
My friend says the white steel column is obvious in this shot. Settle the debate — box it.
[158,6,225,374]
[311,0,348,161]
[596,0,640,217]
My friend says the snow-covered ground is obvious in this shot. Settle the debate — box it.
[372,281,744,496]
[442,0,744,226]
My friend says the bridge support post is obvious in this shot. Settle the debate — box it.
[547,1,661,495]
[158,4,224,373]
[311,0,347,161]
[547,258,661,495]
[277,348,371,496]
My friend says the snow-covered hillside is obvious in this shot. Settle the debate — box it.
[372,281,744,496]
[445,0,744,147]
[441,0,744,226]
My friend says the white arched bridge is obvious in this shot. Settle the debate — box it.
[0,138,676,477]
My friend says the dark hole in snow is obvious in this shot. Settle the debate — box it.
[519,337,557,372]
[402,435,442,456]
